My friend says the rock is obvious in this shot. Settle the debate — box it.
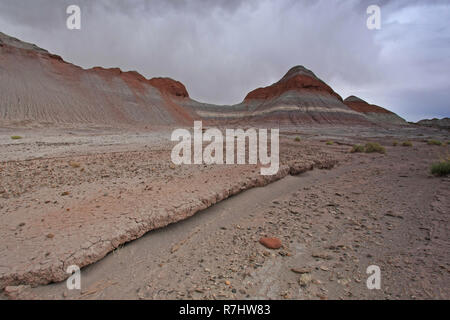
[259,237,282,249]
[291,267,311,274]
[312,252,333,260]
[4,285,35,300]
[299,274,312,287]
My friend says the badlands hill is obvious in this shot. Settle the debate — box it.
[1,32,402,127]
[416,117,450,130]
[185,65,370,125]
[0,32,195,126]
[343,96,407,125]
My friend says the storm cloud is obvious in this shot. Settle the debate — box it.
[0,0,448,121]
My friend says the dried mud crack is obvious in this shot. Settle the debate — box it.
[1,127,449,300]
[0,136,337,290]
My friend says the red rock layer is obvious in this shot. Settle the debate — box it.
[344,96,392,114]
[0,32,194,126]
[147,77,189,98]
[87,67,189,99]
[244,66,342,102]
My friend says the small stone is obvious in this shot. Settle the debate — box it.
[291,267,311,274]
[46,233,55,239]
[259,237,282,249]
[299,274,312,287]
[312,252,333,260]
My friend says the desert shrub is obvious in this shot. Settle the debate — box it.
[430,160,450,176]
[69,161,81,168]
[351,145,365,153]
[11,136,22,140]
[364,142,386,154]
[402,141,413,147]
[427,140,442,146]
[392,141,398,146]
[295,137,301,142]
[326,141,334,145]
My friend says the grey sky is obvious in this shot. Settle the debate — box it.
[0,0,448,121]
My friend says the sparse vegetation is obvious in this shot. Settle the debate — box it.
[11,136,22,140]
[402,141,413,147]
[427,139,442,146]
[430,159,450,176]
[69,161,81,168]
[364,142,386,154]
[350,145,365,153]
[350,142,386,154]
[294,137,301,142]
[392,141,398,146]
[326,141,334,145]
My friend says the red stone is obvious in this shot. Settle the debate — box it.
[259,237,282,249]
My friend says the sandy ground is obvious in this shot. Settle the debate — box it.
[0,124,449,299]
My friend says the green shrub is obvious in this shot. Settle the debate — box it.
[402,141,413,147]
[351,145,365,153]
[11,136,22,140]
[430,160,450,176]
[364,142,386,154]
[392,141,398,146]
[326,141,334,145]
[427,140,442,146]
[294,137,301,142]
[350,143,386,154]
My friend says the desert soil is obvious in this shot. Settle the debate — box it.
[1,125,449,299]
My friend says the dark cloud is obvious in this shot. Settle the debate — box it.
[0,0,448,121]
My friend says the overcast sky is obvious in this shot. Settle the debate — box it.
[0,0,449,121]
